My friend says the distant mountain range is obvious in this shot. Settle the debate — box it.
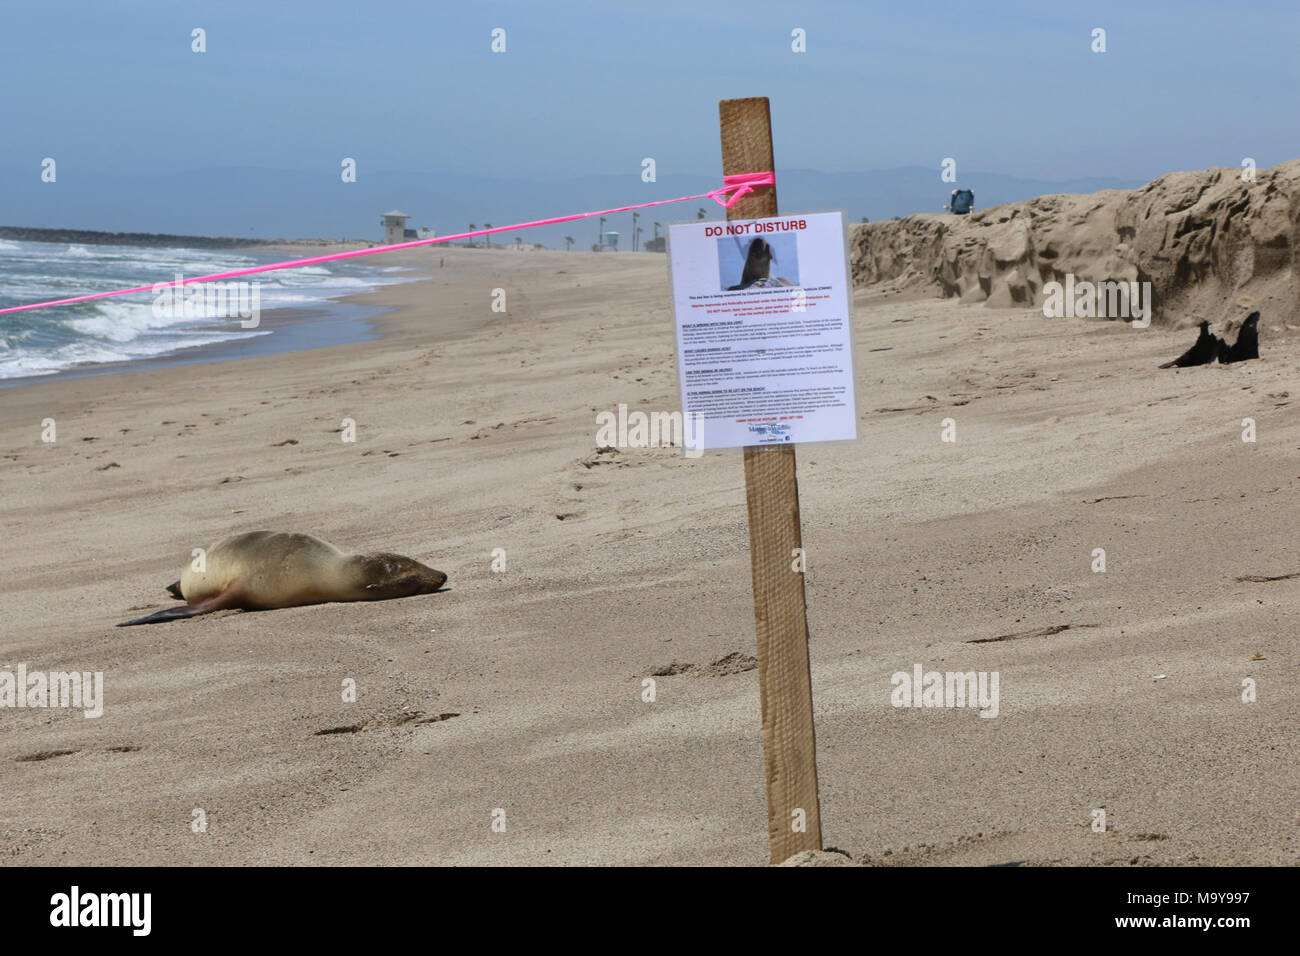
[0,165,1144,250]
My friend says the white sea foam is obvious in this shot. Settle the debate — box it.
[64,299,193,342]
[0,238,419,380]
[0,328,270,378]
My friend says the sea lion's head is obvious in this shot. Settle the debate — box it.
[350,552,448,600]
[741,238,775,285]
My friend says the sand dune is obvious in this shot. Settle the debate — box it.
[0,244,1295,866]
[852,160,1300,334]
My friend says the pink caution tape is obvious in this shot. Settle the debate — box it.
[0,172,776,316]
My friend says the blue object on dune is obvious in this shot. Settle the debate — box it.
[948,189,974,215]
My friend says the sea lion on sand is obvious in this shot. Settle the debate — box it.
[118,531,447,626]
[1218,311,1260,364]
[727,238,794,290]
[1158,320,1221,368]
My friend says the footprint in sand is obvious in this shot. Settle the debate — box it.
[313,724,364,736]
[966,623,1098,644]
[313,713,460,736]
[14,749,80,763]
[1237,572,1300,582]
[648,652,757,678]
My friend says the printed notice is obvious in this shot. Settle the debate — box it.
[667,211,858,449]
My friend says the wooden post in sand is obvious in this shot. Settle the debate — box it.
[719,97,823,863]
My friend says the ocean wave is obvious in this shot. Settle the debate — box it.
[0,327,270,379]
[0,240,412,379]
[63,298,209,342]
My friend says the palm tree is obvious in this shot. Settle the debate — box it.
[598,216,606,250]
[632,211,640,251]
[468,224,476,248]
[654,221,661,239]
[514,236,522,250]
[564,236,573,251]
[697,208,706,220]
[483,224,491,248]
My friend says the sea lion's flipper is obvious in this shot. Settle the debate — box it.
[116,592,237,627]
[116,606,206,626]
[165,580,184,600]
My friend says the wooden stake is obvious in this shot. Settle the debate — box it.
[719,96,823,863]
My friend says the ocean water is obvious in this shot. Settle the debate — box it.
[0,239,414,380]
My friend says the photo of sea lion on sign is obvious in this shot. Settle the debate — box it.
[720,235,799,290]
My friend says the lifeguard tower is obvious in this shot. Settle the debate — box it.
[381,210,410,244]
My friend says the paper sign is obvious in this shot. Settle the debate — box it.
[667,211,858,450]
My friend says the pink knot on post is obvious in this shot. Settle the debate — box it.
[709,172,777,208]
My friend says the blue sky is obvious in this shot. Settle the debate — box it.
[1,1,1297,238]
[3,0,1297,180]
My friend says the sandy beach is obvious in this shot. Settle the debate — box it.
[1,244,1295,866]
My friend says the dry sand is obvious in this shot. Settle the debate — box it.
[1,245,1295,866]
